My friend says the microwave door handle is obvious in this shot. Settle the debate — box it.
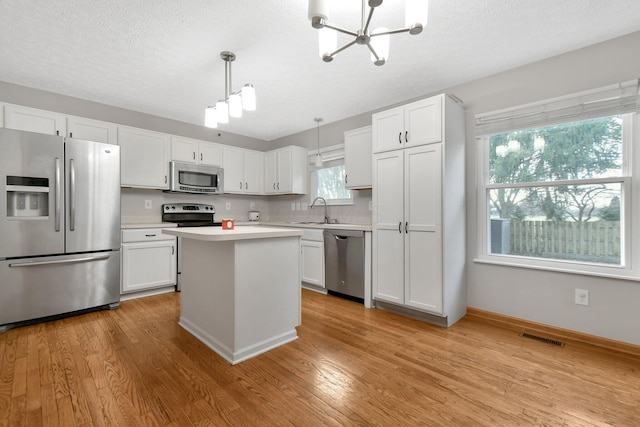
[69,158,76,231]
[55,157,61,232]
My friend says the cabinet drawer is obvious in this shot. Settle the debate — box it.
[122,228,174,243]
[301,229,324,242]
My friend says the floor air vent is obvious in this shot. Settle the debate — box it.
[520,332,565,347]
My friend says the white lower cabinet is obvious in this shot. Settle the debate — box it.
[121,229,176,294]
[300,229,324,289]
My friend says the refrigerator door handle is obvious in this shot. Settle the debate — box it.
[55,157,62,232]
[69,158,76,231]
[8,254,110,268]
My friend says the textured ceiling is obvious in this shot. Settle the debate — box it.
[1,0,639,141]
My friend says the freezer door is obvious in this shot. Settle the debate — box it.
[0,251,120,326]
[65,138,121,253]
[0,128,65,258]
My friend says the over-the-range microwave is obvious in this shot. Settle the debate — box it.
[166,161,224,195]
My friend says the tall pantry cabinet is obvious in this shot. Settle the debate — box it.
[372,94,466,327]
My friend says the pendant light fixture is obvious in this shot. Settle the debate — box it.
[314,117,323,167]
[308,0,428,66]
[204,51,256,128]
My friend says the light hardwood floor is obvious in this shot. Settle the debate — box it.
[1,289,639,426]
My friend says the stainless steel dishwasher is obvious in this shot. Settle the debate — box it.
[323,229,365,302]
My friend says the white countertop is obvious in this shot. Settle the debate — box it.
[259,222,372,232]
[162,225,303,242]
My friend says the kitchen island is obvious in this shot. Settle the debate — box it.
[162,226,303,364]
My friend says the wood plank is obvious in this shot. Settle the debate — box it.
[0,290,639,426]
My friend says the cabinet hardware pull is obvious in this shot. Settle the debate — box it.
[345,174,348,184]
[200,153,203,161]
[398,222,402,233]
[193,152,196,160]
[165,176,167,184]
[398,132,402,144]
[56,130,60,136]
[70,132,73,138]
[405,131,408,143]
[246,182,248,190]
[405,222,408,233]
[240,181,243,189]
[273,183,276,190]
[277,182,279,190]
[172,246,175,255]
[145,234,156,237]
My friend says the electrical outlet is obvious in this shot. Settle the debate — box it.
[144,200,152,210]
[225,202,231,210]
[575,288,589,306]
[250,202,256,210]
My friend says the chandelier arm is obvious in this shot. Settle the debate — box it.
[323,22,358,37]
[328,39,358,58]
[366,42,380,61]
[362,5,376,34]
[369,27,412,37]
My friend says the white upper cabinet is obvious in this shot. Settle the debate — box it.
[372,96,443,153]
[67,115,117,144]
[171,136,222,166]
[344,126,372,189]
[4,104,67,136]
[118,126,171,189]
[222,146,263,194]
[264,146,307,195]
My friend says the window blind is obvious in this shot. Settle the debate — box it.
[475,79,639,136]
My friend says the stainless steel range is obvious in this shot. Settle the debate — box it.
[162,203,220,290]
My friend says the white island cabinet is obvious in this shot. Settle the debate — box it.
[163,226,303,365]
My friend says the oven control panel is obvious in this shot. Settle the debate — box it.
[162,203,215,214]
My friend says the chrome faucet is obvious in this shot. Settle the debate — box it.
[310,196,330,223]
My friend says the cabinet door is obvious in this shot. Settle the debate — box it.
[4,104,66,136]
[171,136,198,163]
[404,96,442,148]
[121,240,176,293]
[276,147,293,193]
[301,240,324,287]
[372,106,403,153]
[222,146,245,194]
[198,141,223,166]
[244,150,263,194]
[372,151,405,303]
[404,144,443,313]
[67,116,117,144]
[118,126,171,189]
[344,126,372,189]
[264,150,278,194]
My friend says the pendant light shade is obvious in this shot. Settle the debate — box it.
[242,84,256,111]
[308,0,329,28]
[405,0,428,34]
[204,106,217,128]
[204,51,255,128]
[319,27,337,60]
[370,28,390,66]
[215,100,229,124]
[229,93,243,118]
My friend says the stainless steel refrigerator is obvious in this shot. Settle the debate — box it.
[0,128,121,332]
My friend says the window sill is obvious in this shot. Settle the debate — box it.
[473,256,640,282]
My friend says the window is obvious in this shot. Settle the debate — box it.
[476,80,639,276]
[309,145,353,205]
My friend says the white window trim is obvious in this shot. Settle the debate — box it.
[474,86,640,280]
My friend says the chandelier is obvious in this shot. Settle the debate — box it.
[205,51,256,128]
[308,0,428,66]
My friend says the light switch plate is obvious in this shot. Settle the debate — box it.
[144,200,152,210]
